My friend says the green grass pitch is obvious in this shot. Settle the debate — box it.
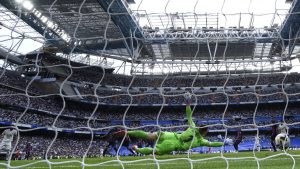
[2,150,300,169]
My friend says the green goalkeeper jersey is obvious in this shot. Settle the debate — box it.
[179,127,204,150]
[151,127,223,155]
[127,104,224,155]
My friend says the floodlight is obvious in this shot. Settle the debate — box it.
[23,1,33,10]
[62,33,69,41]
[47,21,54,28]
[34,10,42,18]
[41,16,48,23]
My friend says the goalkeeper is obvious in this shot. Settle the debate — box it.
[114,92,232,155]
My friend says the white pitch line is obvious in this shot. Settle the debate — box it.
[9,157,299,169]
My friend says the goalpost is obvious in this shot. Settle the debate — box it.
[0,0,299,168]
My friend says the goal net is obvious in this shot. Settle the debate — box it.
[0,0,299,168]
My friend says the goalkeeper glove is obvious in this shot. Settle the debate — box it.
[184,92,192,104]
[132,145,138,151]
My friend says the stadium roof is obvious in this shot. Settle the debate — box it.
[131,0,293,62]
[0,5,44,64]
[0,0,299,74]
[0,0,145,58]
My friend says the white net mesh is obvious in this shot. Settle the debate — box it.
[0,0,300,168]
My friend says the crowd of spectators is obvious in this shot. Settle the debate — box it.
[2,67,300,91]
[9,129,300,159]
[3,82,300,108]
[0,76,299,132]
[13,134,106,159]
[76,86,300,105]
[2,55,300,159]
[41,64,300,88]
[0,69,49,95]
[67,67,300,87]
[0,69,28,90]
[1,100,299,131]
[2,67,300,105]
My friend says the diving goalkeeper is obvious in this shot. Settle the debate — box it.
[114,92,232,155]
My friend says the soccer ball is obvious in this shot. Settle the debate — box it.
[275,133,290,150]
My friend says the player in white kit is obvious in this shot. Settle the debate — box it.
[254,136,261,152]
[278,122,288,134]
[0,128,18,161]
[99,147,104,158]
[275,122,290,150]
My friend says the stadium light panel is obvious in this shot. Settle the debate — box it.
[22,1,33,11]
[61,33,71,42]
[62,34,67,40]
[52,24,59,31]
[34,10,42,18]
[47,21,54,28]
[41,16,48,23]
[75,40,82,46]
[36,13,41,18]
[58,31,63,36]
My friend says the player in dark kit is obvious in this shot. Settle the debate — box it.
[102,127,135,156]
[233,129,243,152]
[271,121,278,152]
[25,143,32,160]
